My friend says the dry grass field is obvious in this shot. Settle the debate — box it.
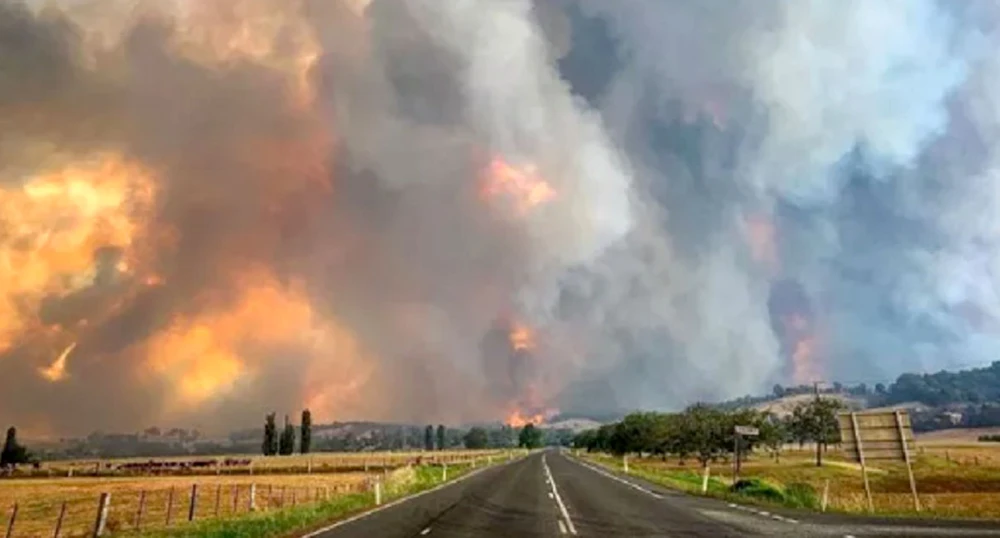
[0,473,371,537]
[0,450,513,537]
[29,449,506,478]
[581,438,1000,520]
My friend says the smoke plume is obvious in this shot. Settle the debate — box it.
[4,0,1000,436]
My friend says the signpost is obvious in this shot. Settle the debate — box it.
[732,425,760,484]
[838,410,920,513]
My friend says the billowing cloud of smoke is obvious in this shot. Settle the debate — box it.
[549,0,1000,411]
[0,0,636,435]
[6,0,1000,436]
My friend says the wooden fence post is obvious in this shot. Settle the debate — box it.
[279,486,285,507]
[214,485,222,517]
[93,493,110,537]
[165,487,175,525]
[249,484,256,512]
[231,485,239,513]
[821,479,830,512]
[135,491,146,530]
[5,503,18,538]
[53,501,67,538]
[188,485,198,522]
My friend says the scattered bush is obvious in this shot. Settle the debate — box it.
[730,478,785,503]
[977,434,1000,442]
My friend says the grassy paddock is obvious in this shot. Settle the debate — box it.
[17,450,508,479]
[0,450,520,537]
[576,441,1000,520]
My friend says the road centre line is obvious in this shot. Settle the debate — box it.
[542,454,578,535]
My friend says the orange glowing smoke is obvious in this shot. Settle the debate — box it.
[0,154,157,354]
[509,321,537,352]
[782,313,822,385]
[745,214,778,275]
[175,0,321,106]
[482,158,557,215]
[791,334,818,385]
[143,267,375,417]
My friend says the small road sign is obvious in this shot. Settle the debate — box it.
[734,425,760,436]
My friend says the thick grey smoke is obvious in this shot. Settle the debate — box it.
[549,0,1000,411]
[5,0,1000,436]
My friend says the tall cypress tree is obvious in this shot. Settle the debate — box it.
[279,415,295,455]
[436,424,446,451]
[0,427,28,466]
[262,413,278,456]
[424,425,434,451]
[300,409,312,454]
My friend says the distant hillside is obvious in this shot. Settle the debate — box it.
[711,361,1000,433]
[885,361,1000,406]
[751,393,866,418]
[539,418,603,432]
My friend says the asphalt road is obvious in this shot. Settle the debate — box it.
[309,449,1000,538]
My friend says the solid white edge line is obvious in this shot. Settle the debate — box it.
[558,519,568,534]
[300,454,526,538]
[420,527,431,535]
[568,455,803,525]
[542,454,578,536]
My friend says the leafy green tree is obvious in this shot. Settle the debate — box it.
[279,415,296,456]
[463,427,489,449]
[262,413,278,456]
[1,427,30,467]
[436,424,446,451]
[788,399,844,466]
[678,404,727,468]
[758,414,787,462]
[424,425,434,451]
[300,409,312,454]
[518,423,543,449]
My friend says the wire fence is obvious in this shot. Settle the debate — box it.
[2,480,375,538]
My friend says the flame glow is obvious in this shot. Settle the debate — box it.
[509,322,536,352]
[39,342,76,383]
[143,267,375,415]
[782,313,822,385]
[0,154,157,353]
[482,158,557,214]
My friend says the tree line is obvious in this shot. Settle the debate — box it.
[261,412,547,456]
[573,398,845,467]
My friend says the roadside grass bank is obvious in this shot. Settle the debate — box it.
[573,448,1000,520]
